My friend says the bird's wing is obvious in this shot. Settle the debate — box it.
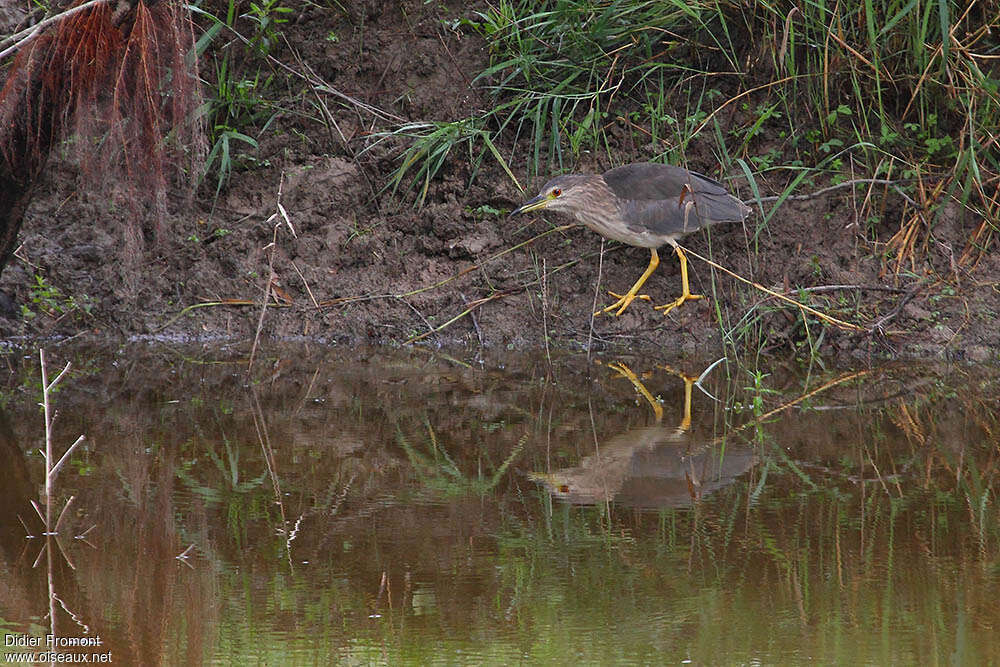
[604,163,749,238]
[602,162,725,201]
[618,198,700,238]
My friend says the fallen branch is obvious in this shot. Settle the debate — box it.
[865,280,926,334]
[404,289,514,345]
[0,0,107,57]
[679,244,867,332]
[155,298,290,332]
[248,173,294,377]
[750,178,920,208]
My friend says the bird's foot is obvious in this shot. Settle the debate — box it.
[653,292,705,315]
[596,291,652,317]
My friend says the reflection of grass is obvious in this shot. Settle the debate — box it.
[486,366,1000,662]
[177,437,267,549]
[493,499,726,662]
[396,418,525,498]
[14,348,999,663]
[494,441,1000,662]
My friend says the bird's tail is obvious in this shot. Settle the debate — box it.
[694,190,752,224]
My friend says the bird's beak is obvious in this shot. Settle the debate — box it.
[527,471,572,495]
[510,192,551,216]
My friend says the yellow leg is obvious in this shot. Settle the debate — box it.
[596,248,660,317]
[653,245,704,315]
[678,371,693,432]
[606,361,696,432]
[657,364,697,433]
[606,361,664,422]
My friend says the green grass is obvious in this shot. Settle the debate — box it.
[191,0,287,200]
[377,0,995,353]
[379,0,753,203]
[753,1,999,213]
[390,0,997,236]
[474,1,747,168]
[365,118,521,207]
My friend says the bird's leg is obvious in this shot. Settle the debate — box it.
[657,364,695,433]
[597,248,659,317]
[608,361,697,433]
[605,361,664,423]
[653,245,704,315]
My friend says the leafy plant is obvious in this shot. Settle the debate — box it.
[191,0,284,199]
[368,118,520,207]
[204,125,259,198]
[243,0,292,56]
[20,274,93,321]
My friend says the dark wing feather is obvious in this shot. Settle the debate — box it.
[603,162,749,239]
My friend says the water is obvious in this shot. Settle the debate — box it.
[1,344,998,665]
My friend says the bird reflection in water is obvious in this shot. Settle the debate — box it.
[530,363,756,509]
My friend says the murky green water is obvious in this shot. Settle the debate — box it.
[1,344,998,665]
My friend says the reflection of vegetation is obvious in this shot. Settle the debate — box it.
[177,437,268,550]
[486,367,1000,663]
[397,418,525,498]
[493,438,1000,662]
[4,348,999,663]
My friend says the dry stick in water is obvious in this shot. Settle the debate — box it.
[249,385,293,571]
[37,349,87,642]
[541,256,551,367]
[462,292,485,347]
[38,349,86,533]
[587,239,606,362]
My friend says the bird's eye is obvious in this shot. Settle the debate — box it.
[552,188,562,197]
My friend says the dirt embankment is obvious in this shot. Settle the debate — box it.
[1,1,997,361]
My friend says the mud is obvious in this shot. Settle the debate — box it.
[1,1,997,361]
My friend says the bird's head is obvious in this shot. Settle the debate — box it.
[510,174,600,217]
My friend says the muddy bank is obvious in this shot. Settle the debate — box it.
[0,1,997,361]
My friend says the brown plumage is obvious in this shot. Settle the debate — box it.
[512,162,750,316]
[530,363,756,507]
